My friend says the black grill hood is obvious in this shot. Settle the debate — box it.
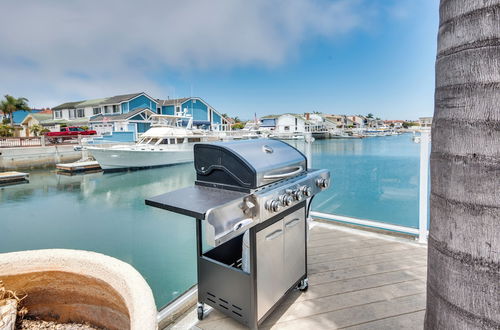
[194,139,307,191]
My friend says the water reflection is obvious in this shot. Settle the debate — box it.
[0,163,197,309]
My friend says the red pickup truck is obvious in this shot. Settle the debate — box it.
[45,126,97,142]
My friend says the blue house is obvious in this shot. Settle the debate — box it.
[50,93,230,137]
[157,97,230,131]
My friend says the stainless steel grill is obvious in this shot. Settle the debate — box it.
[146,139,330,329]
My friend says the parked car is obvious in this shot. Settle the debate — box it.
[45,126,97,143]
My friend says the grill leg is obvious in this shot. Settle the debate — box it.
[197,302,205,320]
[298,277,309,292]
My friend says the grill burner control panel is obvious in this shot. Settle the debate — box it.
[258,169,330,218]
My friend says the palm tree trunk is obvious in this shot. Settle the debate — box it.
[426,0,500,329]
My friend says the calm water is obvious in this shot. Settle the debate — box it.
[0,134,420,308]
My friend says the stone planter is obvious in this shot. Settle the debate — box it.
[0,249,157,330]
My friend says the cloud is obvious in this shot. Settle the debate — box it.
[0,0,366,107]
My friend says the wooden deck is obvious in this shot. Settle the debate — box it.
[168,221,427,330]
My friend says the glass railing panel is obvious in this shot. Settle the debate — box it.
[287,133,422,228]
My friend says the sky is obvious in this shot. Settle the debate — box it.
[0,0,439,120]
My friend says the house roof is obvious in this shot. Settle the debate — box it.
[52,101,84,110]
[103,93,143,105]
[157,98,190,106]
[89,107,154,122]
[77,98,108,107]
[52,92,149,110]
[21,113,53,125]
[262,113,305,120]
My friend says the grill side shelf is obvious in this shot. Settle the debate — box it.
[145,185,247,220]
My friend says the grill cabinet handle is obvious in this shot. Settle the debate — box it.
[285,218,301,229]
[265,229,283,241]
[263,166,303,180]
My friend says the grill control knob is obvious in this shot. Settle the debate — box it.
[316,178,330,189]
[301,186,312,197]
[292,190,303,201]
[279,194,293,206]
[272,200,281,212]
[265,200,281,213]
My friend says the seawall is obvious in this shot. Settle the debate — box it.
[0,146,82,170]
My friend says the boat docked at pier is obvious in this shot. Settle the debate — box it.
[87,114,221,170]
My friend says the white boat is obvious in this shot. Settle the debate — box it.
[87,114,220,170]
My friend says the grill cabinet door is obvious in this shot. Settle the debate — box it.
[283,208,306,290]
[256,219,285,320]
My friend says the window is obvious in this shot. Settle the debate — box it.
[69,109,76,119]
[104,106,112,114]
[113,105,120,113]
[54,111,62,119]
[93,107,101,115]
[76,109,85,118]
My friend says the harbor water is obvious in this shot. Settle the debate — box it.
[0,134,420,308]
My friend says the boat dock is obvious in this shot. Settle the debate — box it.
[166,220,427,329]
[56,160,102,174]
[0,171,29,186]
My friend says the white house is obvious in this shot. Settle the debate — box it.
[260,114,306,133]
[419,117,433,128]
[348,116,367,128]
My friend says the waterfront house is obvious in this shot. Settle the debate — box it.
[157,97,231,131]
[51,94,231,137]
[90,108,156,136]
[366,118,386,129]
[384,120,404,129]
[323,114,347,128]
[20,110,53,137]
[418,117,433,128]
[348,115,367,128]
[3,109,44,137]
[260,114,306,133]
[52,92,158,121]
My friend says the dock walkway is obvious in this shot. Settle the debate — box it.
[168,221,427,329]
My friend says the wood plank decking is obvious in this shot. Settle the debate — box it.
[169,221,427,330]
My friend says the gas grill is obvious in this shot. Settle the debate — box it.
[146,139,330,329]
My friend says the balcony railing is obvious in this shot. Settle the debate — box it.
[303,130,431,243]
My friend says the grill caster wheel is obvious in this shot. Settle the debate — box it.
[197,303,204,320]
[298,278,309,292]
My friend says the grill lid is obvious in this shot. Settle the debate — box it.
[194,139,307,190]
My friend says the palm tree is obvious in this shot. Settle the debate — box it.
[0,95,30,126]
[426,1,499,329]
